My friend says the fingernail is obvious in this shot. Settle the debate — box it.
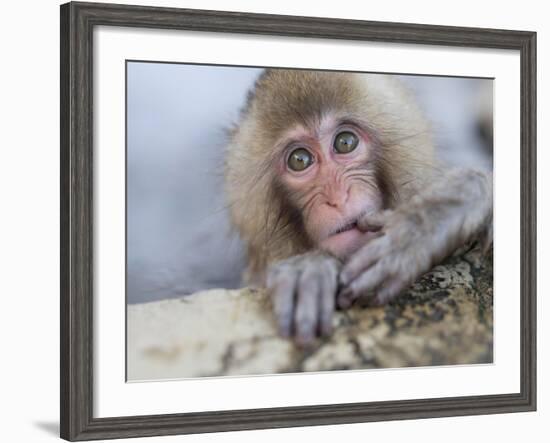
[297,335,315,349]
[339,272,349,285]
[340,300,350,309]
[338,296,351,309]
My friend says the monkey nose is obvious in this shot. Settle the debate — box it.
[326,190,350,209]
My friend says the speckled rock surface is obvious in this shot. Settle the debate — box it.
[127,247,493,380]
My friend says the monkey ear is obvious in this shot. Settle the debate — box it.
[357,210,391,233]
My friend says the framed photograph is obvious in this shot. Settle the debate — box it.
[60,1,536,441]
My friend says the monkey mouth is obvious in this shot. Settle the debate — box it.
[321,210,383,257]
[332,220,359,235]
[321,218,366,259]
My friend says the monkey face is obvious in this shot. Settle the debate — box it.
[278,116,383,259]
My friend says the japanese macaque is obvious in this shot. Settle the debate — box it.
[225,69,493,345]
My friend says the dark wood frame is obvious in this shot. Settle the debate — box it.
[60,1,537,441]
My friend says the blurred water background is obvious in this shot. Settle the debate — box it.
[127,62,492,303]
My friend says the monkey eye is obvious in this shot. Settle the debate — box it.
[333,131,359,154]
[287,148,314,172]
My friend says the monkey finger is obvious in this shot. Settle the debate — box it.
[336,287,359,309]
[318,266,338,336]
[373,279,407,305]
[294,270,321,346]
[357,210,391,233]
[340,261,391,307]
[268,273,298,338]
[339,237,388,286]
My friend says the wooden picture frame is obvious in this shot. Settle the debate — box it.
[60,1,536,440]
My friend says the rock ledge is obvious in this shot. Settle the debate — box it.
[128,248,493,380]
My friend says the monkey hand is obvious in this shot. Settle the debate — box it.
[336,208,428,308]
[337,169,492,308]
[266,252,341,346]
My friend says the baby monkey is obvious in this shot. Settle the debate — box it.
[225,69,493,345]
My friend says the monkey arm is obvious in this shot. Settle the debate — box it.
[266,252,341,346]
[338,168,493,308]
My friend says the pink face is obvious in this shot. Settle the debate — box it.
[278,117,383,259]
